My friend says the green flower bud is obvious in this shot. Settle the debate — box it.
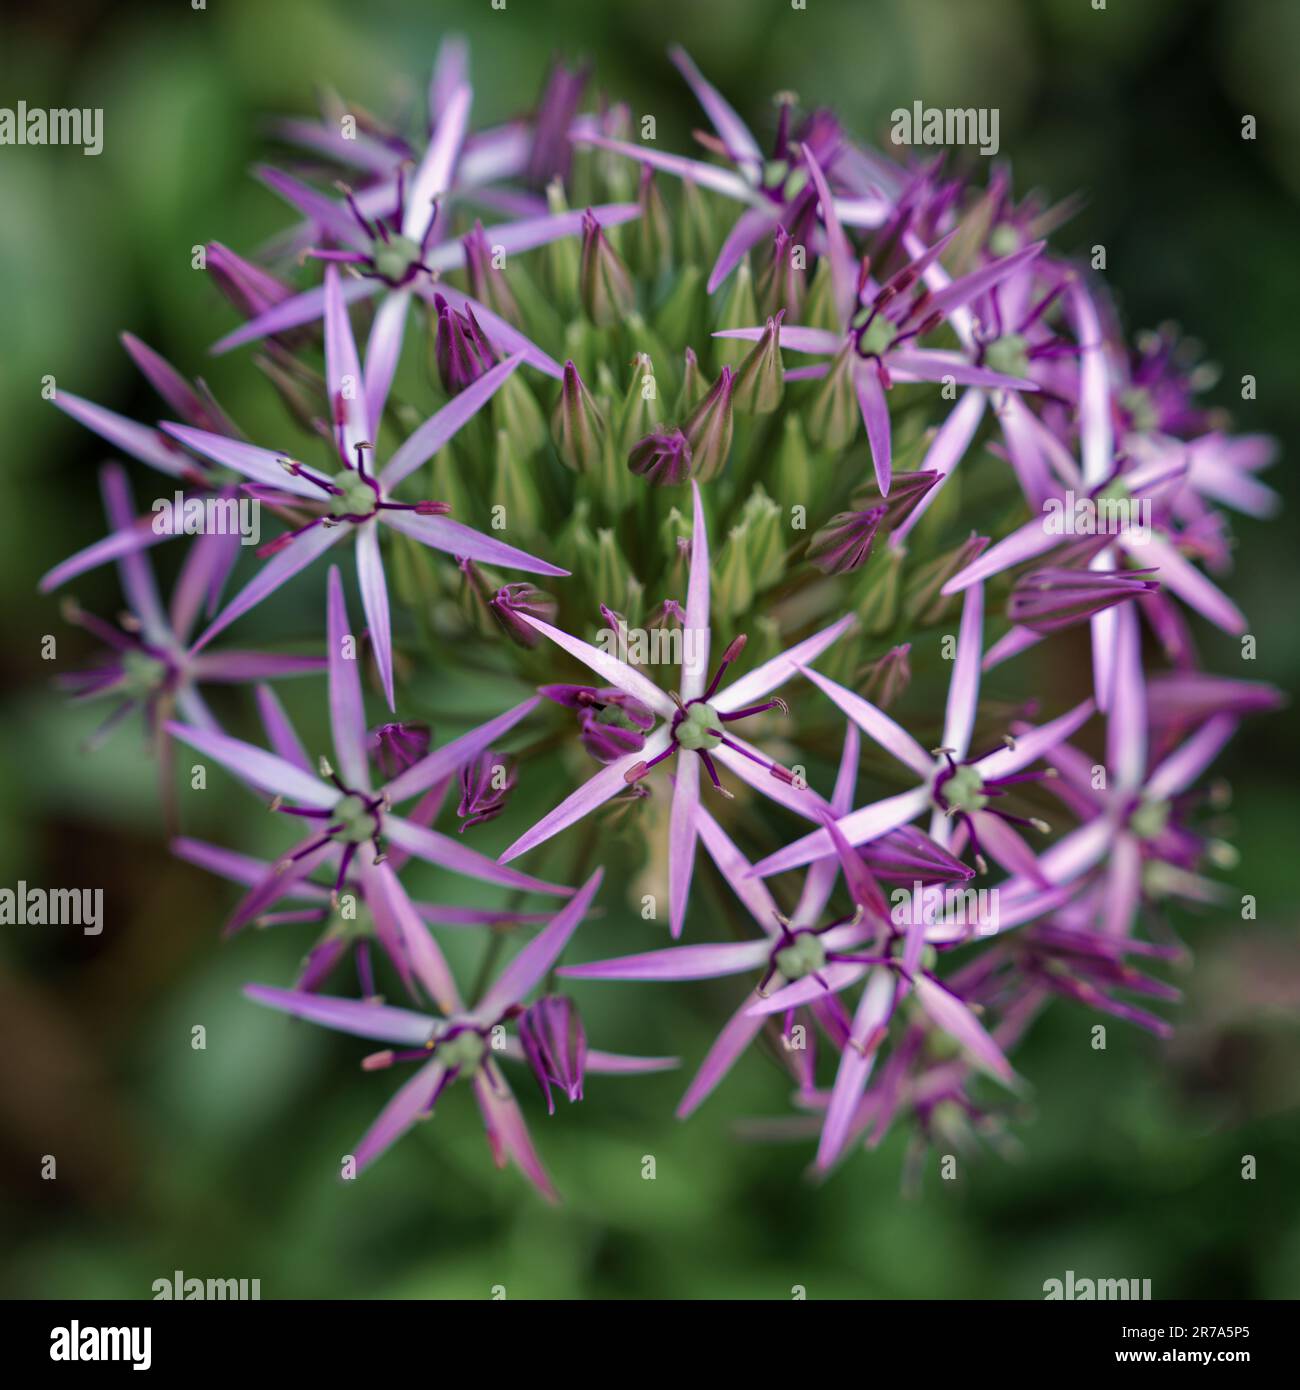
[681,366,736,482]
[737,485,783,589]
[774,411,813,515]
[253,350,325,435]
[757,225,806,321]
[731,310,785,414]
[676,346,705,416]
[714,487,783,616]
[593,526,636,611]
[654,264,705,351]
[464,222,522,328]
[580,209,635,327]
[633,168,673,279]
[714,522,754,617]
[551,359,606,472]
[801,257,843,333]
[861,643,912,709]
[678,178,714,268]
[904,534,990,626]
[714,260,759,372]
[807,343,859,451]
[492,370,548,459]
[493,428,543,534]
[544,179,581,313]
[502,257,565,358]
[617,352,663,453]
[853,543,904,635]
[430,442,477,526]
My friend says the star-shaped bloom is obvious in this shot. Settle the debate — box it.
[574,46,895,293]
[163,267,567,709]
[947,442,1249,711]
[41,333,253,597]
[559,725,914,1118]
[750,580,1096,887]
[60,464,323,754]
[498,480,856,937]
[212,76,637,404]
[1024,601,1248,940]
[244,868,677,1200]
[173,823,553,997]
[165,566,570,997]
[717,148,1044,495]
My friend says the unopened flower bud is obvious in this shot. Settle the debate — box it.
[580,209,635,327]
[551,360,606,472]
[681,366,735,482]
[628,427,692,487]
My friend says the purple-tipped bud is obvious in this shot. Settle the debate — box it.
[527,61,591,187]
[732,311,785,415]
[1009,565,1159,634]
[807,506,886,575]
[579,209,635,327]
[634,166,673,277]
[464,221,522,327]
[628,427,692,487]
[758,225,806,320]
[518,995,587,1113]
[860,644,912,710]
[860,823,973,883]
[681,366,735,482]
[457,749,515,832]
[371,722,432,780]
[878,469,941,527]
[433,292,498,395]
[551,360,607,473]
[120,333,232,435]
[206,241,295,322]
[489,583,558,648]
[541,684,655,764]
[679,346,704,411]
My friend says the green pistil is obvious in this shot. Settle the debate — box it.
[762,158,790,191]
[852,313,895,358]
[988,224,1021,257]
[675,700,723,752]
[1095,476,1132,506]
[938,763,988,813]
[774,932,827,980]
[1119,387,1159,433]
[120,650,167,697]
[984,332,1030,378]
[371,233,423,284]
[437,1030,486,1072]
[596,705,640,733]
[333,793,379,845]
[889,935,937,973]
[329,473,379,519]
[1129,797,1170,840]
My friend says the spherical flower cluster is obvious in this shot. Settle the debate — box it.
[46,39,1281,1198]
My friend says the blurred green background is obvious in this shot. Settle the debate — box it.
[2,0,1298,1299]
